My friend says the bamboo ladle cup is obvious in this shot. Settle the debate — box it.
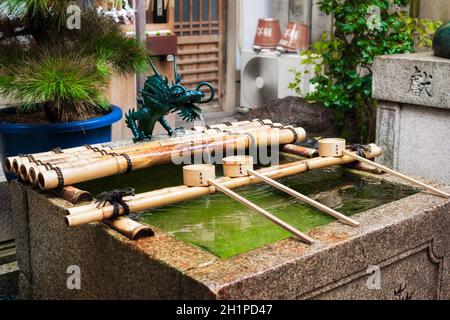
[317,139,450,199]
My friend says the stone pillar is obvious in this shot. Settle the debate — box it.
[373,52,450,184]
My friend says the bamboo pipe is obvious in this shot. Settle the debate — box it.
[28,124,287,184]
[8,119,274,174]
[13,146,115,168]
[24,132,230,183]
[192,119,272,132]
[13,127,236,173]
[103,217,155,240]
[21,151,115,182]
[54,186,93,205]
[68,185,189,215]
[40,127,306,190]
[4,144,107,173]
[65,149,382,227]
[282,144,319,158]
[10,145,119,175]
[207,119,256,128]
[18,120,286,184]
[191,120,250,131]
[247,169,360,227]
[31,123,274,169]
[15,135,209,173]
[207,179,315,244]
[66,186,214,226]
[23,130,244,182]
[23,124,282,182]
[342,151,450,198]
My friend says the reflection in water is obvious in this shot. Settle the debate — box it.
[310,184,353,208]
[77,161,418,259]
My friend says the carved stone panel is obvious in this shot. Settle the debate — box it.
[373,52,450,109]
[307,242,443,300]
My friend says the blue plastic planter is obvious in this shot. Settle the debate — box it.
[0,105,122,181]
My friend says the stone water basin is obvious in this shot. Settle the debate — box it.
[12,154,450,299]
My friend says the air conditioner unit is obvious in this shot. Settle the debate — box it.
[240,49,315,109]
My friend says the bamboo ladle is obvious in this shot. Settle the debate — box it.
[342,151,450,198]
[207,179,315,245]
[222,155,359,227]
[182,163,314,244]
[318,138,450,199]
[247,169,360,227]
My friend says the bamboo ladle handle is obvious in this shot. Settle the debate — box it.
[207,179,315,245]
[342,150,450,199]
[247,169,360,227]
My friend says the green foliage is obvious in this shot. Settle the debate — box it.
[398,13,443,48]
[0,0,147,122]
[289,0,434,143]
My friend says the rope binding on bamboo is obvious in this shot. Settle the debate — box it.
[96,188,136,219]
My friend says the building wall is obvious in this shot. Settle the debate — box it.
[420,0,450,21]
[236,0,273,69]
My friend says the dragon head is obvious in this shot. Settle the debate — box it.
[140,59,215,122]
[170,82,215,122]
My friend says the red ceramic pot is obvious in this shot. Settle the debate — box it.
[253,19,282,49]
[278,22,309,52]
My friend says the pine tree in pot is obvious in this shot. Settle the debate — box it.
[0,0,147,179]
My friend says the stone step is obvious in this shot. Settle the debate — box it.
[0,241,16,266]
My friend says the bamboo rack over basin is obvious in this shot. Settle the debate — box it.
[65,146,383,227]
[5,119,276,176]
[24,125,281,184]
[37,126,306,190]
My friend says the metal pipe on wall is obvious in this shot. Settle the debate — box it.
[134,0,147,92]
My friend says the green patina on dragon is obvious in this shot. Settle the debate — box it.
[125,59,215,142]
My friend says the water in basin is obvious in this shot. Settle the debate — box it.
[77,159,418,259]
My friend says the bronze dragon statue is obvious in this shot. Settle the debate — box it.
[125,59,215,142]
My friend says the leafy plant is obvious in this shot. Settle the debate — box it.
[0,0,147,122]
[398,13,443,48]
[289,0,424,143]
